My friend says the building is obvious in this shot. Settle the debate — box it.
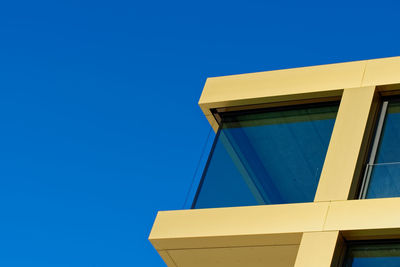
[149,56,400,266]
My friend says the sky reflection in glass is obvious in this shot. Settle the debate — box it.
[193,103,338,209]
[366,100,400,198]
[344,242,400,267]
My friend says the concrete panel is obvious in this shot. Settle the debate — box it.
[168,245,299,267]
[314,86,376,201]
[150,202,329,250]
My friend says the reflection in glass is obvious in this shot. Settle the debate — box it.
[343,242,400,267]
[192,103,339,209]
[364,99,400,198]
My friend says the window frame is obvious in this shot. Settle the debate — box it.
[191,100,340,209]
[342,239,400,267]
[358,95,400,199]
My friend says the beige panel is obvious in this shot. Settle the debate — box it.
[168,245,299,267]
[150,202,329,250]
[199,60,365,108]
[151,233,302,251]
[294,231,339,267]
[149,202,329,249]
[314,86,376,201]
[324,198,400,231]
[158,250,177,267]
[363,57,400,87]
[151,198,400,265]
[199,56,400,129]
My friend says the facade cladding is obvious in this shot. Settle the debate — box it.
[149,57,400,267]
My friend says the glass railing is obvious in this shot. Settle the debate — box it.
[191,103,339,209]
[181,128,216,209]
[361,98,400,200]
[361,162,400,199]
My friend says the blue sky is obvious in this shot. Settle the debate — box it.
[0,1,399,266]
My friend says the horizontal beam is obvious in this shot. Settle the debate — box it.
[150,198,400,251]
[199,56,400,129]
[324,197,400,232]
[150,202,328,250]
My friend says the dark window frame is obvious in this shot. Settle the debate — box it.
[358,95,400,199]
[342,239,400,267]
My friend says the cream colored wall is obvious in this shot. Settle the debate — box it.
[149,56,400,266]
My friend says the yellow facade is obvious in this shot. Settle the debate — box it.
[149,56,400,266]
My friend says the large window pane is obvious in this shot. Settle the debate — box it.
[343,242,400,267]
[192,103,339,209]
[362,99,400,199]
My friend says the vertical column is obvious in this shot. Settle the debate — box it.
[296,86,377,267]
[294,231,343,267]
[314,86,377,202]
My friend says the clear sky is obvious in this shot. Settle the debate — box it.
[1,1,399,266]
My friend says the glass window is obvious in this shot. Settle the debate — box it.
[192,103,339,209]
[343,241,400,267]
[360,98,400,199]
